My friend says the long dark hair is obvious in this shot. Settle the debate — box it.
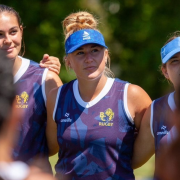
[0,4,25,56]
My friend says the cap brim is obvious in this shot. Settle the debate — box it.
[162,48,180,63]
[67,42,108,54]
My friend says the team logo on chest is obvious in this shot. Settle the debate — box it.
[99,108,114,127]
[16,91,29,109]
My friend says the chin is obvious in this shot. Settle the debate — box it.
[87,72,104,81]
[6,54,17,60]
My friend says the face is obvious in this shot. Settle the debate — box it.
[0,12,23,61]
[67,44,108,81]
[162,52,180,89]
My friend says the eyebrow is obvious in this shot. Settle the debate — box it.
[76,44,99,50]
[171,56,179,59]
[0,26,19,32]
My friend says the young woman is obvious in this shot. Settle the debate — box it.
[46,11,152,179]
[0,4,62,171]
[132,32,180,179]
[0,58,56,180]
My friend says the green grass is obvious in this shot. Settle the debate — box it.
[49,154,155,179]
[134,155,155,180]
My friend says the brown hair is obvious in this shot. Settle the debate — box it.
[0,4,25,56]
[161,31,180,81]
[62,11,114,78]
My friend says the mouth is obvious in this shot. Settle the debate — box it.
[84,66,96,70]
[3,47,14,52]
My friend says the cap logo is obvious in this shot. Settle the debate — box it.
[83,31,90,40]
[65,29,108,54]
[161,47,166,57]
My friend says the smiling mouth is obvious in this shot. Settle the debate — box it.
[4,47,14,52]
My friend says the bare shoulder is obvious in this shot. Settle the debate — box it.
[128,84,151,105]
[127,84,152,129]
[45,70,62,86]
[45,70,63,97]
[127,84,149,98]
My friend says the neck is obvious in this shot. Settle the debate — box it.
[13,56,22,76]
[78,75,108,102]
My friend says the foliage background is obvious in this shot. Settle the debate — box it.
[2,0,180,100]
[2,0,180,178]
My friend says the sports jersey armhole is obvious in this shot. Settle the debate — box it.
[150,101,155,138]
[41,68,48,106]
[124,83,134,124]
[53,86,62,121]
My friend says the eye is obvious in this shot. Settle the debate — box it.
[92,48,99,53]
[10,29,18,35]
[76,51,84,55]
[171,59,179,63]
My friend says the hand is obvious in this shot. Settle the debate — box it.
[40,54,61,75]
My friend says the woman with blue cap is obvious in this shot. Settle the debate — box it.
[46,11,152,179]
[132,31,180,179]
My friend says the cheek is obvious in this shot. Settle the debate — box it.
[16,35,22,45]
[13,33,22,45]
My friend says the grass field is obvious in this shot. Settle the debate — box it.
[49,154,155,179]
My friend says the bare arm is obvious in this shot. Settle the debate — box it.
[127,84,154,168]
[132,105,155,169]
[45,71,62,156]
[45,70,62,98]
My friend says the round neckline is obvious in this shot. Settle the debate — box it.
[73,78,115,108]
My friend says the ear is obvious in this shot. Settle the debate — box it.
[65,57,72,69]
[104,49,108,64]
[161,65,169,79]
[20,25,23,38]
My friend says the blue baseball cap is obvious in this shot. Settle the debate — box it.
[65,29,108,54]
[161,37,180,64]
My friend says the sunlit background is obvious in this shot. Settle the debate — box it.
[2,0,180,179]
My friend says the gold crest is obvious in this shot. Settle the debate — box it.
[100,108,114,121]
[15,91,29,108]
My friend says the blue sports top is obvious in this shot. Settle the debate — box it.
[151,93,177,180]
[13,57,51,171]
[53,78,135,180]
[151,93,177,152]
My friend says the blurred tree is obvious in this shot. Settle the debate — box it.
[0,0,179,99]
[0,0,82,82]
[80,0,180,99]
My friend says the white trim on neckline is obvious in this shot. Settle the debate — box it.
[73,78,115,108]
[14,57,30,84]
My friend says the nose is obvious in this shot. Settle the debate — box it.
[3,35,12,45]
[85,52,93,63]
